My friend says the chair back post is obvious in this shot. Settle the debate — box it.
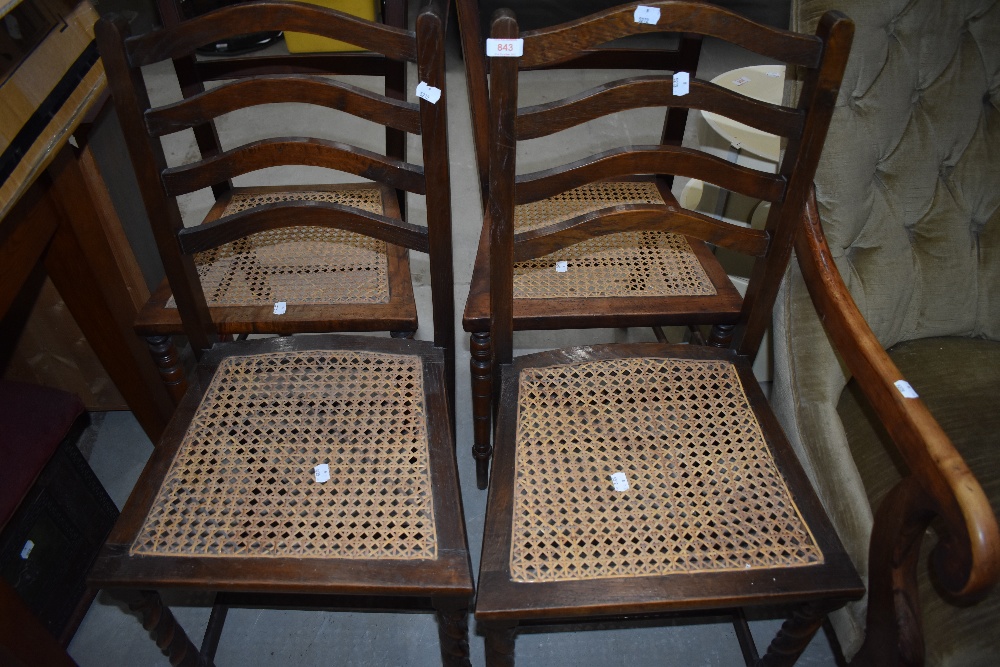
[486,10,520,376]
[416,0,456,420]
[734,11,854,359]
[154,0,233,199]
[94,16,218,353]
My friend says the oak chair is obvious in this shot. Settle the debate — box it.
[138,0,417,406]
[474,3,863,664]
[458,0,754,489]
[90,2,473,663]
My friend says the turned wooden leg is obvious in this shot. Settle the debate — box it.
[470,331,493,489]
[758,600,839,667]
[483,623,516,667]
[391,330,416,339]
[433,598,471,667]
[146,335,187,405]
[122,589,210,667]
[708,323,736,348]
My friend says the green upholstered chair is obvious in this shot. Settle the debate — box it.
[772,0,1000,664]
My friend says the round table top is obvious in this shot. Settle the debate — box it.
[702,64,786,161]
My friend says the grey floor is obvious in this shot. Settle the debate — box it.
[67,19,842,667]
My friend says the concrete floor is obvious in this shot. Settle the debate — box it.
[67,17,843,667]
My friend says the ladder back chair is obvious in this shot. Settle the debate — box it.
[91,2,473,664]
[459,0,750,490]
[475,3,863,664]
[137,0,418,406]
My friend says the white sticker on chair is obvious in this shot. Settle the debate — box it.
[733,76,751,86]
[633,5,661,25]
[314,464,330,483]
[555,260,568,272]
[273,301,287,315]
[611,472,629,491]
[766,71,781,77]
[486,38,523,57]
[415,81,441,104]
[673,71,690,96]
[20,540,34,559]
[894,380,919,398]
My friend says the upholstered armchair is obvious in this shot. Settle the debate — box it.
[773,0,999,664]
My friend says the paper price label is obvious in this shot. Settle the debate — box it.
[611,472,629,491]
[634,6,661,25]
[733,76,751,86]
[766,71,781,78]
[314,464,330,483]
[415,81,441,104]
[273,301,287,315]
[673,71,690,96]
[20,540,34,559]
[555,261,568,273]
[486,38,523,57]
[894,380,919,398]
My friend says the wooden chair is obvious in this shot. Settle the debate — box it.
[139,0,416,406]
[90,2,473,663]
[456,0,750,489]
[475,3,863,663]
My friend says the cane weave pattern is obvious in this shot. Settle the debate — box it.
[167,186,390,308]
[510,356,822,583]
[513,182,716,299]
[131,349,437,560]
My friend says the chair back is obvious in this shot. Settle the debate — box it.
[95,0,454,375]
[486,1,854,368]
[456,0,703,204]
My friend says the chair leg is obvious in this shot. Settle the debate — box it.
[470,331,493,489]
[145,335,187,404]
[433,598,472,667]
[483,622,517,667]
[757,600,838,667]
[122,589,211,667]
[707,323,736,348]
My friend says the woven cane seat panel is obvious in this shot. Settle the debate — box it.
[513,182,716,299]
[510,357,822,583]
[167,187,390,308]
[131,349,437,560]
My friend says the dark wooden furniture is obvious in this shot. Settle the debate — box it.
[0,0,174,444]
[90,2,473,664]
[474,3,863,664]
[138,0,416,406]
[0,381,118,646]
[457,0,754,489]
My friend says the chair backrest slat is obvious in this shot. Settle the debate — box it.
[512,204,770,262]
[516,76,803,141]
[146,76,422,138]
[519,1,822,69]
[160,139,427,197]
[177,203,431,256]
[126,0,416,67]
[514,147,786,205]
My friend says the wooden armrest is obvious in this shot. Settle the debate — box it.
[794,190,999,605]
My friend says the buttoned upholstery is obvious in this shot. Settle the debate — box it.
[772,0,999,662]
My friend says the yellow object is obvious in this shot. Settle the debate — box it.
[284,0,378,53]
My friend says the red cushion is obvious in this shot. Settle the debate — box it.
[0,381,85,527]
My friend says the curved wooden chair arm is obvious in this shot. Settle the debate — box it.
[795,189,1000,664]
